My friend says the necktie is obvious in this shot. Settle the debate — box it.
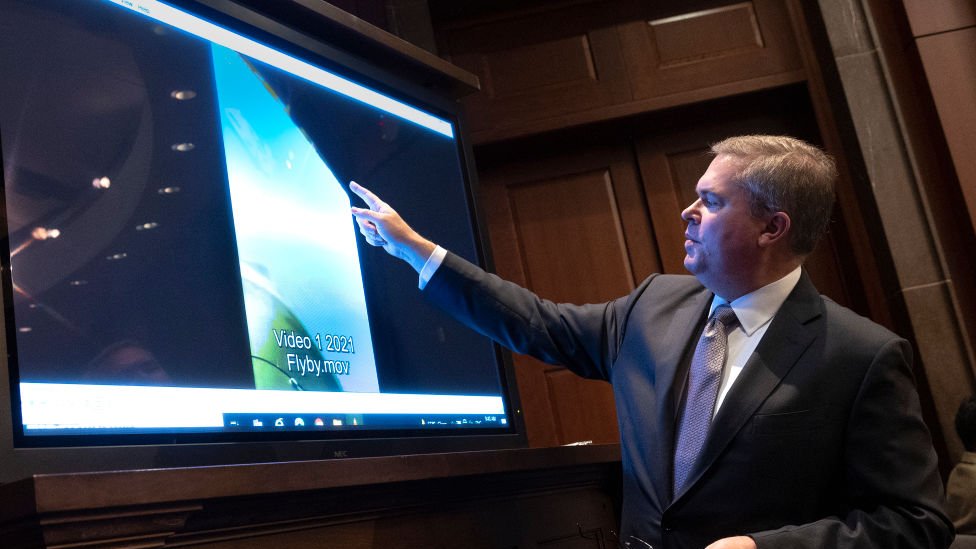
[673,305,738,494]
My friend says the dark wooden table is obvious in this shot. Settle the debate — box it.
[0,444,622,548]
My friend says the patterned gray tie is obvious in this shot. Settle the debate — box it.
[673,304,738,494]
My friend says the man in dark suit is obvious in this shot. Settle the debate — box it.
[350,135,953,548]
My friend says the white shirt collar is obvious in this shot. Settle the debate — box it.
[709,267,802,336]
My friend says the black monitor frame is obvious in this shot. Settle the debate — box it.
[0,0,525,484]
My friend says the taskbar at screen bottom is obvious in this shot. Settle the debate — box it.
[18,382,508,432]
[225,412,509,430]
[21,413,509,437]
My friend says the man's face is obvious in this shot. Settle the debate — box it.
[681,154,767,295]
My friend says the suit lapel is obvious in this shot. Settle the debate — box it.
[651,287,711,506]
[655,288,712,410]
[672,273,823,502]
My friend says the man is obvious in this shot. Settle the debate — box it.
[350,135,952,548]
[947,395,976,534]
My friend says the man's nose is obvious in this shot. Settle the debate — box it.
[681,200,699,223]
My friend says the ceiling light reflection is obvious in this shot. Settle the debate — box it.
[171,142,195,152]
[31,227,61,240]
[136,222,159,231]
[170,90,197,100]
[92,176,111,189]
[158,186,181,194]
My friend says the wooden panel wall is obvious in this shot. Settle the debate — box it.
[900,0,976,236]
[438,0,805,143]
[441,1,633,143]
[620,1,802,99]
[914,28,976,233]
[902,0,976,36]
[479,143,657,447]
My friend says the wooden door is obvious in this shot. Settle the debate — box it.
[478,139,660,447]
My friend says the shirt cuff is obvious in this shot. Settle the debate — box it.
[418,245,447,290]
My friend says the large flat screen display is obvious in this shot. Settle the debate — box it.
[0,0,517,476]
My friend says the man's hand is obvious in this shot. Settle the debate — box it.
[349,181,436,273]
[705,536,757,549]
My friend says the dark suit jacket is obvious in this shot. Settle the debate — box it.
[425,252,953,549]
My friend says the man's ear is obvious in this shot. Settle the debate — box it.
[758,211,791,248]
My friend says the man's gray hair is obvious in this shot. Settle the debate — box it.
[711,135,837,256]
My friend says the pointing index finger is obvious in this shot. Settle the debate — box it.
[349,181,384,211]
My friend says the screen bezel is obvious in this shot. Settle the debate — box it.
[0,0,524,483]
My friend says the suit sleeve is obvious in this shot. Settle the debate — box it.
[422,251,644,381]
[749,338,954,548]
